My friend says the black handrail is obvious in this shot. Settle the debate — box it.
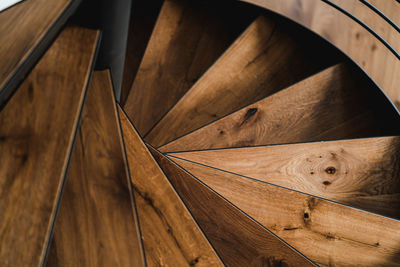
[359,0,400,34]
[320,0,400,60]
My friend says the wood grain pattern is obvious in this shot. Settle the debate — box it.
[124,0,258,135]
[171,157,400,266]
[160,63,382,152]
[46,71,145,267]
[241,0,400,108]
[329,0,400,52]
[146,14,339,147]
[369,0,400,26]
[150,147,316,267]
[0,0,78,105]
[168,136,400,219]
[118,108,223,267]
[0,26,99,266]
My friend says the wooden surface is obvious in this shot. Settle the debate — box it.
[0,0,79,105]
[369,0,400,26]
[0,26,99,266]
[160,63,382,152]
[151,148,316,267]
[124,0,258,136]
[46,71,145,267]
[171,157,400,266]
[121,0,163,105]
[241,0,400,108]
[119,108,223,267]
[168,136,400,219]
[146,14,339,147]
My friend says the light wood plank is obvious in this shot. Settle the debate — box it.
[241,0,400,109]
[123,0,257,135]
[46,71,145,267]
[118,108,223,267]
[0,26,99,266]
[0,0,79,106]
[168,136,400,219]
[171,157,400,266]
[150,147,316,267]
[160,63,383,152]
[146,14,339,147]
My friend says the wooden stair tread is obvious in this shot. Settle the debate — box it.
[168,136,400,218]
[123,0,257,135]
[145,14,339,147]
[0,0,80,106]
[46,71,145,266]
[118,108,223,266]
[150,147,315,266]
[170,157,400,266]
[0,25,99,266]
[160,63,382,152]
[121,0,163,105]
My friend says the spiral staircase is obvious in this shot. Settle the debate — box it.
[1,0,400,266]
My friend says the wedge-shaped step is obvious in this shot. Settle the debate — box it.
[168,136,400,219]
[121,0,163,104]
[0,0,80,106]
[171,157,400,266]
[0,26,99,266]
[160,63,383,152]
[118,109,223,266]
[124,0,257,135]
[46,71,145,266]
[146,14,339,147]
[151,147,316,266]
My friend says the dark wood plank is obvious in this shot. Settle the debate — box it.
[0,26,99,266]
[46,71,145,267]
[168,136,400,219]
[160,63,382,152]
[150,147,316,267]
[145,14,340,147]
[118,108,223,266]
[170,156,400,266]
[120,0,163,105]
[0,0,80,106]
[124,0,258,136]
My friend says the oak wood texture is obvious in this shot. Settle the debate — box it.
[0,26,99,266]
[241,0,400,108]
[160,63,381,152]
[171,157,400,266]
[151,147,316,267]
[46,71,145,267]
[118,108,223,267]
[0,0,79,106]
[124,0,257,135]
[168,136,400,219]
[145,14,339,147]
